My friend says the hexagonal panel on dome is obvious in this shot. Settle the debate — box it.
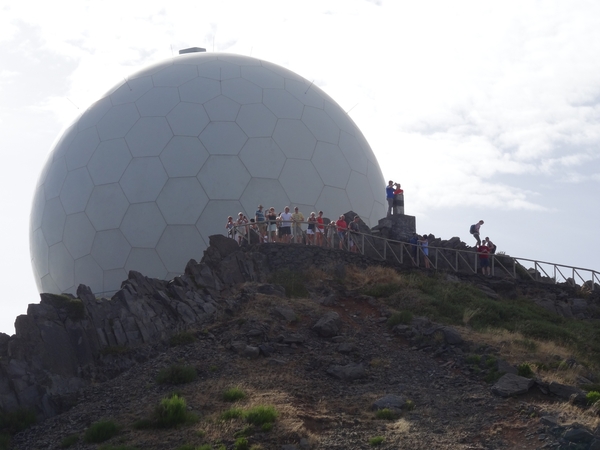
[346,171,375,217]
[60,168,94,215]
[241,65,284,89]
[31,228,49,279]
[280,159,323,206]
[196,199,243,244]
[199,59,241,80]
[199,122,248,155]
[156,225,205,273]
[103,268,128,295]
[48,242,74,292]
[76,97,112,133]
[135,87,180,117]
[30,189,46,232]
[43,157,68,200]
[198,156,251,199]
[65,126,100,171]
[74,255,104,294]
[160,136,208,177]
[285,79,325,109]
[273,120,317,159]
[315,186,352,219]
[302,107,340,145]
[157,177,208,225]
[203,95,241,122]
[63,213,95,259]
[121,202,166,248]
[237,104,277,138]
[312,142,351,189]
[239,178,291,218]
[40,274,59,296]
[109,76,154,106]
[91,229,131,270]
[97,103,140,141]
[125,248,167,280]
[167,102,210,136]
[222,78,262,104]
[179,77,221,104]
[126,117,173,157]
[152,63,198,87]
[41,197,66,246]
[86,183,130,231]
[120,157,168,203]
[263,89,303,119]
[88,139,132,185]
[339,131,368,174]
[239,138,285,178]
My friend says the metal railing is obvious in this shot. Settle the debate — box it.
[225,221,600,290]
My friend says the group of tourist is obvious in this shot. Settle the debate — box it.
[225,205,363,251]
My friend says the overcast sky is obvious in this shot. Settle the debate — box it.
[1,0,599,335]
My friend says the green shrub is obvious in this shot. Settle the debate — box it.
[155,394,193,428]
[169,331,196,347]
[244,405,278,426]
[156,365,197,385]
[387,311,413,327]
[261,422,273,432]
[219,407,244,421]
[98,446,139,450]
[404,400,415,411]
[83,420,119,444]
[587,391,600,405]
[234,437,250,450]
[375,408,397,420]
[362,283,402,298]
[100,346,130,356]
[369,436,384,446]
[60,433,79,448]
[0,434,9,450]
[0,408,36,435]
[465,354,481,365]
[517,363,534,378]
[234,425,255,438]
[131,419,153,430]
[43,293,86,320]
[223,387,247,402]
[197,445,213,450]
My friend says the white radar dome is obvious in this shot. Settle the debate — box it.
[30,52,386,296]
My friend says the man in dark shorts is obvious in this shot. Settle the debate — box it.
[279,206,293,243]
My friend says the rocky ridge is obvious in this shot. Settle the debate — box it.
[3,234,600,449]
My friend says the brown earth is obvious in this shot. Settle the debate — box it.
[10,283,576,450]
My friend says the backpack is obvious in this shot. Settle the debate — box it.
[469,224,477,234]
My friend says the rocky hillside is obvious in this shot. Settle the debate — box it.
[4,235,600,449]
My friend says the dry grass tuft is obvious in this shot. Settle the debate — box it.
[344,266,403,289]
[456,326,585,385]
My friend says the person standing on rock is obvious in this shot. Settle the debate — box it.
[393,183,404,215]
[335,215,348,250]
[469,220,484,246]
[386,180,395,217]
[280,206,293,244]
[477,243,491,276]
[418,234,430,269]
[292,206,305,244]
[348,215,361,253]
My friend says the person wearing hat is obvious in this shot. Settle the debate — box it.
[255,204,266,244]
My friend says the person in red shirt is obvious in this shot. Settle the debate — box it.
[335,215,348,250]
[477,244,491,276]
